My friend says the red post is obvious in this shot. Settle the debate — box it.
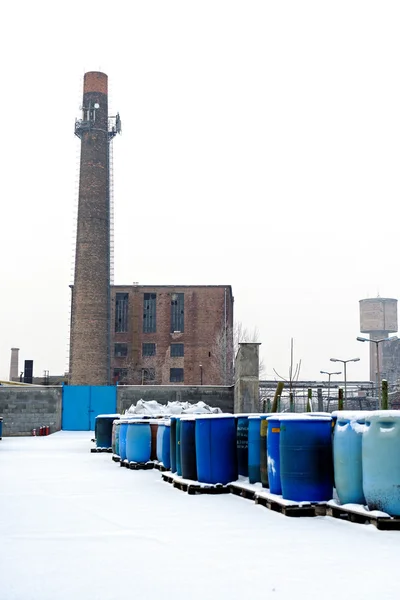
[45,425,50,436]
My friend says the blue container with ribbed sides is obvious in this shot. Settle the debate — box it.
[176,418,182,476]
[170,417,177,473]
[156,422,166,462]
[363,411,400,516]
[236,415,249,477]
[248,415,269,484]
[267,417,282,494]
[333,411,368,505]
[280,415,333,502]
[118,421,129,461]
[181,417,197,480]
[126,421,151,463]
[162,423,171,469]
[114,421,121,457]
[195,415,237,485]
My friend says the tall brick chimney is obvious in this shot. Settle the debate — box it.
[9,347,19,381]
[69,72,120,385]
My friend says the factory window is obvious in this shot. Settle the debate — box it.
[115,293,129,333]
[113,368,128,383]
[143,293,157,333]
[171,293,184,333]
[114,343,128,358]
[142,367,155,383]
[142,343,156,357]
[170,368,184,383]
[170,343,184,357]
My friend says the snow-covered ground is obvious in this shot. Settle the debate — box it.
[1,432,399,600]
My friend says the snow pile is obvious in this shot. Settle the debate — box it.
[123,399,222,417]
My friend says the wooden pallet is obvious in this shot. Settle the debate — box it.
[161,472,229,495]
[153,462,169,472]
[127,461,154,471]
[90,447,113,453]
[326,504,400,531]
[229,483,258,501]
[254,492,326,517]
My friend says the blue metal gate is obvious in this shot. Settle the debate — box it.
[62,385,117,431]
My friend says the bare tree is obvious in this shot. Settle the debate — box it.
[210,321,266,385]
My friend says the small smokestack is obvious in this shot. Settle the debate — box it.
[9,348,19,381]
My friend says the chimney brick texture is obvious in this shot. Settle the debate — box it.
[69,72,110,385]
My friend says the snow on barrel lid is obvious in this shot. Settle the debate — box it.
[194,413,234,420]
[365,410,400,419]
[179,415,197,421]
[332,411,370,421]
[248,413,274,419]
[271,414,331,421]
[96,414,120,419]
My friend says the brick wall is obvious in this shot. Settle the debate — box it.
[0,387,62,436]
[112,285,234,386]
[69,72,110,386]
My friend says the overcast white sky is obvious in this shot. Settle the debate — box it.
[0,1,399,382]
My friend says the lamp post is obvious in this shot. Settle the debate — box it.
[330,358,360,409]
[356,336,398,409]
[320,370,341,410]
[200,364,203,385]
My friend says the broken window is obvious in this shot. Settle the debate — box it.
[143,293,157,333]
[115,293,129,333]
[170,293,184,333]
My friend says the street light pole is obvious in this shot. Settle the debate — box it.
[320,370,341,410]
[330,358,360,409]
[356,336,397,409]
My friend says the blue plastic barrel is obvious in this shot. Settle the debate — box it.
[363,411,400,515]
[248,415,270,484]
[333,411,368,505]
[280,415,333,502]
[195,415,237,485]
[176,418,182,476]
[170,417,177,473]
[162,422,171,470]
[156,421,166,462]
[181,417,197,480]
[95,414,119,449]
[114,421,121,457]
[236,415,249,477]
[267,417,282,494]
[119,421,129,461]
[126,421,151,463]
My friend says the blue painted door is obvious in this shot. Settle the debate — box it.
[89,386,117,430]
[62,386,117,431]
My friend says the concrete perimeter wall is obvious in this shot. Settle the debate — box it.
[118,385,234,414]
[0,387,62,436]
[0,385,233,435]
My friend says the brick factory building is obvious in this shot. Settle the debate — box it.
[112,285,234,386]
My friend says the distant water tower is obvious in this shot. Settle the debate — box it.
[359,297,398,383]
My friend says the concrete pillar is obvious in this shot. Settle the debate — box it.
[234,342,260,413]
[9,348,19,381]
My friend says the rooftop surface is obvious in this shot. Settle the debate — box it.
[0,432,399,599]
